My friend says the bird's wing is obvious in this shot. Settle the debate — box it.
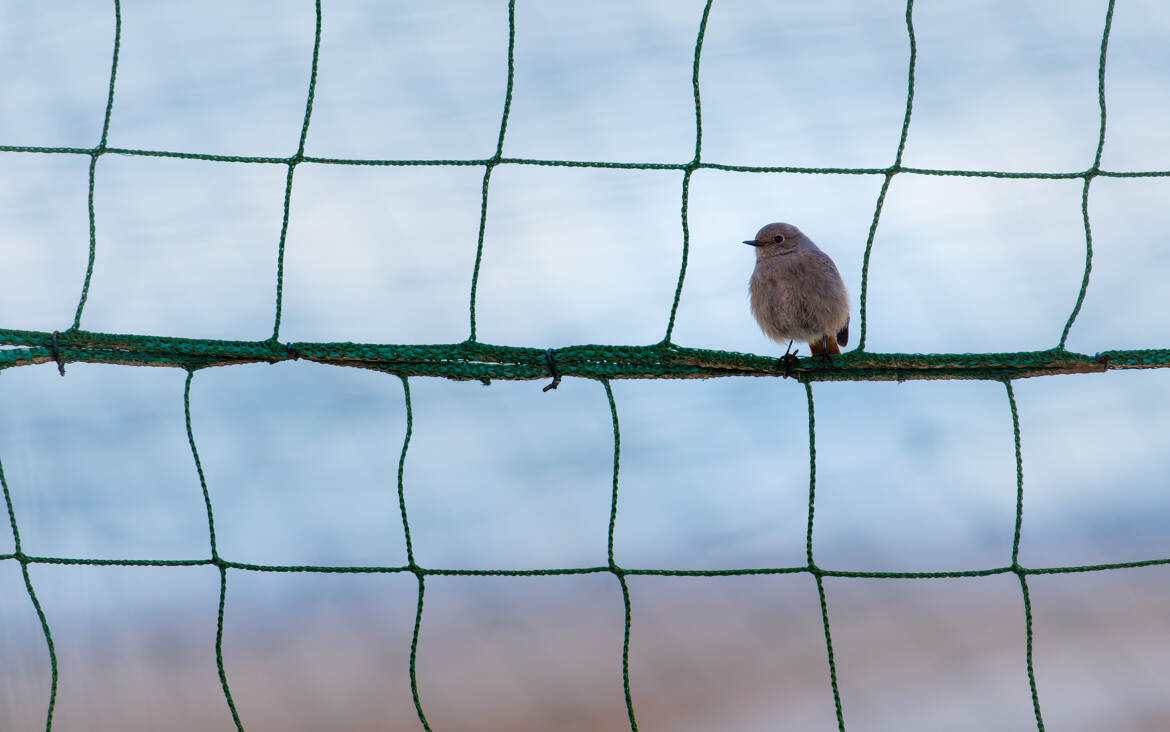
[836,316,849,348]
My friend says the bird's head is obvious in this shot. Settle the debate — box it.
[743,222,809,258]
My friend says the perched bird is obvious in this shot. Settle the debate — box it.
[744,222,850,359]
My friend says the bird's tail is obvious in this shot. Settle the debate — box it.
[808,333,841,356]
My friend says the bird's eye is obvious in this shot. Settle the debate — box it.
[773,235,785,243]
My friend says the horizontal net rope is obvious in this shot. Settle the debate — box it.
[4,329,1170,382]
[4,554,1169,578]
[7,145,1170,176]
[2,0,1165,731]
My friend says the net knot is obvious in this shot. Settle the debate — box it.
[542,348,562,392]
[50,331,66,377]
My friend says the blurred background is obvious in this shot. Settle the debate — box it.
[2,1,1170,730]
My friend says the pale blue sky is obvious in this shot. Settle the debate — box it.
[2,2,1169,730]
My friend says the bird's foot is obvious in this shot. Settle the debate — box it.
[819,336,833,365]
[776,351,800,378]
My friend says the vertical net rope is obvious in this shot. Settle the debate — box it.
[2,1,1169,730]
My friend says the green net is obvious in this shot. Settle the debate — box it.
[2,0,1169,730]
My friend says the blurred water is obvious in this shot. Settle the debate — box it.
[4,1,1170,730]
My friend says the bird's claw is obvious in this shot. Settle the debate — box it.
[776,351,800,378]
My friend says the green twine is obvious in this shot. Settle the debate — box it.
[0,1,1163,730]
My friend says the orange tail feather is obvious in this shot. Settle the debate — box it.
[807,333,841,356]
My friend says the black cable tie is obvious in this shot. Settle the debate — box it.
[542,348,562,392]
[51,330,66,377]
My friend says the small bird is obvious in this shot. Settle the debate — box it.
[744,222,850,361]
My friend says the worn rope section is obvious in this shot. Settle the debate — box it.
[4,329,1168,382]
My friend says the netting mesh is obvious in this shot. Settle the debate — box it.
[2,0,1169,730]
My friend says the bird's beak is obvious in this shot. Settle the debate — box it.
[743,239,761,247]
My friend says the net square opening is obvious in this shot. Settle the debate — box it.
[1013,369,1170,568]
[415,574,630,732]
[221,571,420,730]
[191,362,409,567]
[1065,177,1170,353]
[0,154,92,332]
[865,175,1086,353]
[107,0,316,157]
[0,364,209,560]
[0,562,53,727]
[612,377,810,570]
[24,564,228,732]
[502,0,703,163]
[826,575,1039,731]
[404,378,615,571]
[627,574,843,731]
[1028,566,1170,730]
[83,155,287,339]
[1097,1,1170,171]
[901,0,1104,172]
[812,380,1019,573]
[305,0,509,161]
[281,163,485,345]
[475,165,681,347]
[700,0,909,168]
[0,3,114,147]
